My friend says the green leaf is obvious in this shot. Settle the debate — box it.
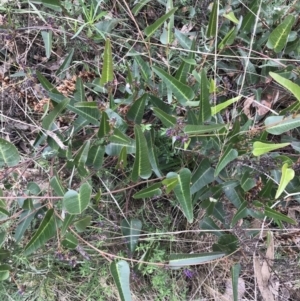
[267,16,295,53]
[61,214,75,235]
[41,31,52,59]
[133,55,151,81]
[74,216,92,232]
[218,27,236,50]
[56,48,74,79]
[127,94,147,124]
[275,163,295,199]
[144,7,177,38]
[132,125,152,181]
[240,0,259,33]
[73,101,100,125]
[133,183,162,199]
[14,210,36,243]
[153,66,195,104]
[145,130,162,177]
[168,252,225,268]
[191,159,215,194]
[74,78,85,102]
[269,72,300,102]
[110,260,133,301]
[50,176,65,196]
[215,146,238,177]
[0,248,10,261]
[86,145,105,169]
[100,38,113,86]
[24,209,57,256]
[162,176,179,194]
[265,115,300,135]
[36,70,59,93]
[199,216,223,237]
[42,99,69,130]
[0,138,20,167]
[174,28,192,49]
[62,232,78,249]
[132,0,151,16]
[63,182,91,214]
[74,140,90,167]
[264,207,296,225]
[0,265,10,281]
[152,107,176,127]
[253,141,290,156]
[121,219,142,254]
[184,124,225,135]
[98,111,110,139]
[231,263,241,301]
[206,1,218,38]
[199,69,211,122]
[211,96,241,115]
[173,168,193,223]
[117,146,128,169]
[213,234,239,254]
[175,40,195,83]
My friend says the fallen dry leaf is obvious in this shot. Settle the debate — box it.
[253,231,276,301]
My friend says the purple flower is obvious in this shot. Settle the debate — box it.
[183,268,194,279]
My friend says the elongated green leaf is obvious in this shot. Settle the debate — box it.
[73,101,100,125]
[269,72,300,102]
[175,40,195,83]
[110,260,132,301]
[199,216,223,237]
[74,77,85,102]
[134,55,151,81]
[117,146,128,169]
[215,147,238,177]
[74,216,92,232]
[174,28,192,49]
[184,124,225,135]
[144,8,177,38]
[63,183,91,214]
[199,69,211,122]
[168,252,225,268]
[36,70,59,93]
[231,201,250,227]
[265,115,300,135]
[275,163,295,199]
[0,265,10,281]
[86,145,105,169]
[127,94,147,124]
[267,16,295,53]
[231,263,241,301]
[0,138,20,167]
[160,0,174,45]
[145,130,162,177]
[206,1,218,38]
[14,210,36,243]
[240,0,259,33]
[152,107,176,127]
[24,209,57,256]
[173,168,193,223]
[56,48,74,78]
[42,99,69,130]
[50,176,65,196]
[62,232,78,249]
[98,111,110,139]
[218,27,236,50]
[41,31,52,59]
[100,38,113,85]
[132,125,152,181]
[253,141,290,156]
[133,183,162,199]
[265,207,296,225]
[148,94,171,113]
[211,96,241,115]
[74,140,90,167]
[132,0,151,16]
[153,66,194,104]
[121,219,142,253]
[191,159,215,194]
[162,176,179,194]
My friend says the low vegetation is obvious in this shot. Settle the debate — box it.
[0,0,300,300]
